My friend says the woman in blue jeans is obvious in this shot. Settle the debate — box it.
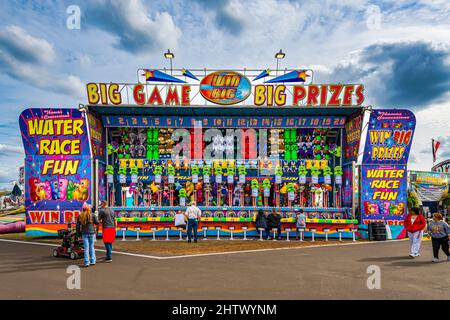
[76,203,99,267]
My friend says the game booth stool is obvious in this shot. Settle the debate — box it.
[19,66,415,241]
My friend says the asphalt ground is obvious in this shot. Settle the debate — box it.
[0,238,449,299]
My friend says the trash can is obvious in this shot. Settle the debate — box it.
[368,222,387,241]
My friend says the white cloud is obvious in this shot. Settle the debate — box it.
[0,25,55,65]
[85,0,182,54]
[0,25,84,99]
[408,95,450,170]
[0,144,23,155]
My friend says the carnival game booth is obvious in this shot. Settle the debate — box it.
[21,68,368,238]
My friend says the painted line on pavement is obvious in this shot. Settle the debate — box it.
[0,237,409,260]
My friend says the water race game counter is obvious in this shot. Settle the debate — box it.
[26,206,358,239]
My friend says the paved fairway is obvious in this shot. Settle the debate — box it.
[0,239,449,299]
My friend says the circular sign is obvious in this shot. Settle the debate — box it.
[200,71,251,105]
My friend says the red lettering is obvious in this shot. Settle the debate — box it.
[133,84,145,104]
[293,86,306,105]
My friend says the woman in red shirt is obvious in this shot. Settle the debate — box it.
[404,207,426,258]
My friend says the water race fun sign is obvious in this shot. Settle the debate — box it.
[360,109,416,224]
[85,69,364,107]
[19,109,92,227]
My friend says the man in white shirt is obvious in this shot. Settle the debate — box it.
[185,201,202,243]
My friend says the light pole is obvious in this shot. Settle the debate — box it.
[274,49,285,76]
[164,49,175,75]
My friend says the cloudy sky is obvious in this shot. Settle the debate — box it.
[0,0,449,189]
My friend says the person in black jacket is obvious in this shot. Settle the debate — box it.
[254,209,268,239]
[266,209,282,240]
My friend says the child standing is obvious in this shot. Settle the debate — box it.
[427,213,450,263]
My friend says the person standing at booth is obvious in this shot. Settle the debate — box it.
[76,203,98,267]
[404,207,426,258]
[98,200,116,262]
[185,201,201,243]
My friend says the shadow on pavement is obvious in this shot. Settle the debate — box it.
[358,255,412,262]
[0,254,81,275]
[389,260,436,267]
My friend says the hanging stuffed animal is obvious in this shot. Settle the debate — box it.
[225,165,234,184]
[310,167,321,184]
[118,166,127,184]
[195,182,203,204]
[238,165,246,184]
[106,165,114,184]
[287,182,296,202]
[185,181,194,202]
[179,187,187,206]
[323,166,332,185]
[275,166,283,184]
[130,164,139,184]
[191,165,200,183]
[153,165,162,183]
[298,165,307,184]
[202,165,211,184]
[334,166,343,185]
[215,166,223,184]
[232,183,243,206]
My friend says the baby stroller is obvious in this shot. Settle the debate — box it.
[53,223,84,260]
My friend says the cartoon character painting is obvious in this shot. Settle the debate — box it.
[29,178,46,201]
[72,179,89,201]
[50,180,60,200]
[58,178,69,200]
[43,181,52,200]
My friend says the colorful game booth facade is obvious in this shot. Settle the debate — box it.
[19,68,415,239]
